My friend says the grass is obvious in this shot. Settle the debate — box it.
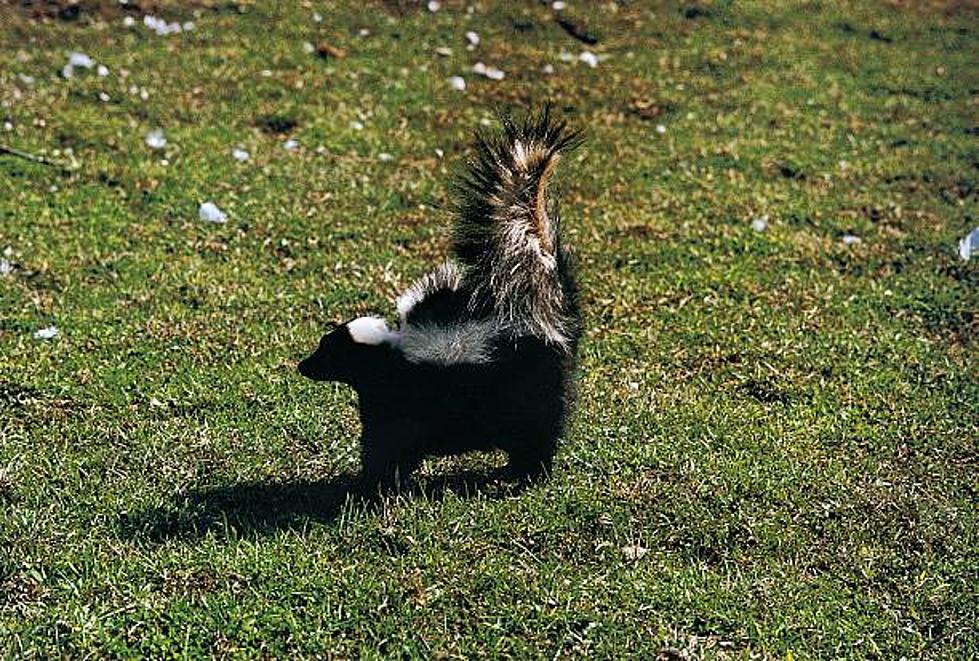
[1,0,977,657]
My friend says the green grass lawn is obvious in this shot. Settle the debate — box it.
[1,0,977,657]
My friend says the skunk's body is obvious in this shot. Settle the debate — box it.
[299,110,582,487]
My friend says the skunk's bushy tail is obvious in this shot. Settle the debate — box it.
[451,108,583,350]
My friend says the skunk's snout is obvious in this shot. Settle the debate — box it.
[297,352,324,380]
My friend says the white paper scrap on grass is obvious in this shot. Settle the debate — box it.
[34,326,58,340]
[960,226,979,261]
[145,128,167,149]
[199,202,228,223]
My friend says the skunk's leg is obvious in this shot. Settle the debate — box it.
[360,434,421,492]
[504,431,558,483]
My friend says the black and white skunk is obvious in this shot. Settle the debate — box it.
[298,109,583,488]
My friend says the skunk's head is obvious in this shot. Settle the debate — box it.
[298,317,399,384]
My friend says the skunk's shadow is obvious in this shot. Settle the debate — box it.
[119,467,522,542]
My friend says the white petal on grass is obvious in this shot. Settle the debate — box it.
[350,120,364,131]
[558,51,574,62]
[232,147,250,161]
[465,31,480,46]
[427,0,442,11]
[123,16,135,27]
[449,75,466,91]
[97,64,109,77]
[143,15,163,32]
[579,51,598,67]
[472,62,505,80]
[145,128,166,149]
[378,152,394,162]
[34,326,58,340]
[18,73,35,85]
[959,226,979,261]
[68,52,94,68]
[0,258,12,275]
[841,234,861,246]
[62,52,94,78]
[199,202,228,223]
[313,12,323,23]
[751,216,768,232]
[283,138,299,151]
[655,124,667,135]
[552,1,567,9]
[143,15,185,36]
[542,64,555,75]
[182,21,195,31]
[98,92,110,102]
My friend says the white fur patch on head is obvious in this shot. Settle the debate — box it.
[347,316,398,346]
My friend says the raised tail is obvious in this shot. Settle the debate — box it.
[451,108,583,350]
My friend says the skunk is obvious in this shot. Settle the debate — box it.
[298,109,583,488]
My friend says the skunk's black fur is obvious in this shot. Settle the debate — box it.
[298,109,583,489]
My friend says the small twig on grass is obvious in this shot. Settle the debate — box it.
[0,143,78,175]
[556,16,599,45]
[0,143,63,168]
